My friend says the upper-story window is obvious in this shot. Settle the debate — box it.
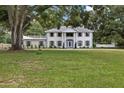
[66,33,73,37]
[58,33,62,37]
[78,33,82,37]
[50,33,54,37]
[85,32,90,37]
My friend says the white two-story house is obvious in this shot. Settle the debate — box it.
[23,26,94,48]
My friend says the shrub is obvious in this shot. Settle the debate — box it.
[35,45,37,49]
[54,46,57,48]
[63,43,65,49]
[74,43,77,48]
[31,45,33,49]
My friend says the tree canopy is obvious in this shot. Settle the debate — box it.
[0,5,124,50]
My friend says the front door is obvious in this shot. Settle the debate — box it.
[66,40,73,48]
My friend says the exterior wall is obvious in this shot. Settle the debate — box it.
[23,39,46,48]
[47,32,63,48]
[75,32,93,48]
[46,32,93,48]
[23,29,93,49]
[96,43,115,48]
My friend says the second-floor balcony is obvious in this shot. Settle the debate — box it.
[66,33,74,37]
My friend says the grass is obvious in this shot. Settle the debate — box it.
[0,49,124,88]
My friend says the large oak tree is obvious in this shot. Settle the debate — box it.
[0,5,51,50]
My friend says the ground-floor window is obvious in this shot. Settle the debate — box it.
[85,41,90,46]
[50,41,54,46]
[57,41,62,46]
[78,41,83,46]
[39,41,43,46]
[26,41,31,46]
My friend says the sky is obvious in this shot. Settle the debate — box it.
[86,6,93,11]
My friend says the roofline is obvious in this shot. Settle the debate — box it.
[45,27,94,33]
[45,30,94,33]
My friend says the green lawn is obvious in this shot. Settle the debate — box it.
[0,50,124,88]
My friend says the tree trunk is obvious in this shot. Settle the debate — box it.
[7,5,27,50]
[10,26,23,50]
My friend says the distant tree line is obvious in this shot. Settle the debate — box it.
[0,5,124,50]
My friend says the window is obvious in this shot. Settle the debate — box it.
[39,41,43,46]
[85,32,90,37]
[85,41,90,46]
[26,41,31,46]
[78,33,82,37]
[50,33,54,37]
[58,33,62,37]
[66,33,73,37]
[50,41,54,46]
[78,41,82,46]
[57,41,62,46]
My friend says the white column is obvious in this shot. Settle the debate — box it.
[54,32,57,47]
[73,32,76,48]
[75,32,77,48]
[64,33,66,48]
[62,32,64,48]
[46,33,49,48]
[90,33,93,48]
[83,32,85,47]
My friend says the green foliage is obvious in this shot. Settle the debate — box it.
[0,25,11,43]
[24,20,44,35]
[0,5,124,47]
[31,45,33,48]
[0,6,8,23]
[34,45,37,49]
[89,6,124,46]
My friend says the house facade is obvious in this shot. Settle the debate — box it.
[23,26,94,48]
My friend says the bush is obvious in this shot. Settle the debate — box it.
[93,43,96,48]
[54,46,57,48]
[74,43,77,48]
[49,46,52,48]
[38,45,41,49]
[63,43,65,49]
[31,45,33,49]
[35,45,37,49]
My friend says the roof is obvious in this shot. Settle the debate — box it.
[45,26,94,33]
[75,27,94,32]
[23,36,46,40]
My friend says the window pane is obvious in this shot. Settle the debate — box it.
[50,41,54,46]
[58,33,62,37]
[50,33,54,37]
[26,41,31,46]
[85,32,90,37]
[58,41,62,46]
[39,41,43,46]
[78,41,82,46]
[66,33,73,37]
[78,33,82,37]
[85,41,90,46]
